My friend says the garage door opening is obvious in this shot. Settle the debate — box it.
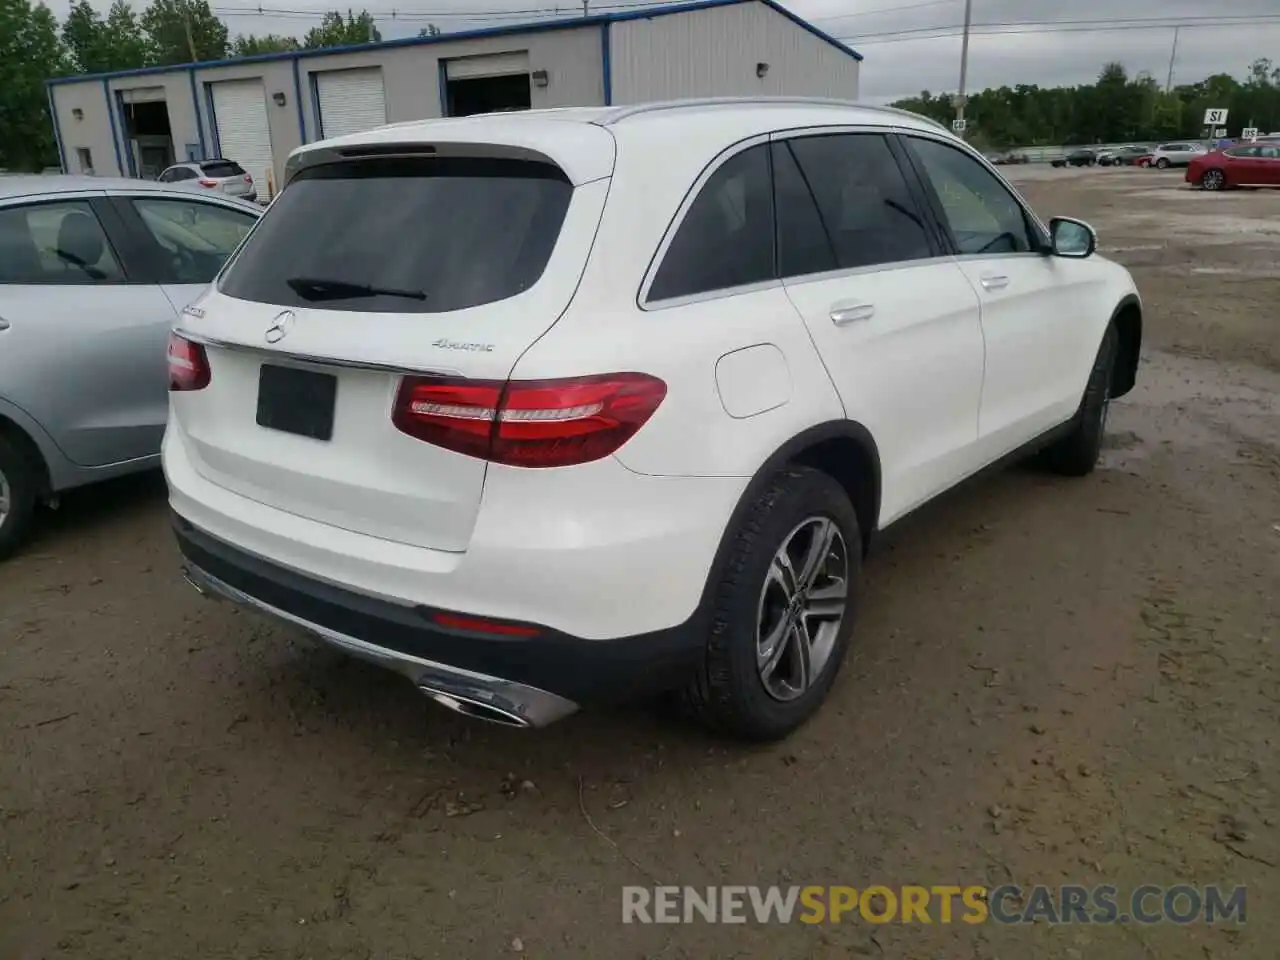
[446,74,531,117]
[443,51,531,118]
[118,89,174,180]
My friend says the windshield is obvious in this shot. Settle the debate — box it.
[218,156,573,314]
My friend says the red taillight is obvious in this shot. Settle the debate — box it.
[392,373,666,468]
[244,174,253,184]
[168,332,211,391]
[199,178,217,187]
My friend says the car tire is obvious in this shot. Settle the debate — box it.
[0,435,37,561]
[1040,324,1118,478]
[1201,168,1226,191]
[1155,158,1170,169]
[684,466,860,742]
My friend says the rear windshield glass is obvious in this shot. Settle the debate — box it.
[201,160,245,177]
[218,156,573,314]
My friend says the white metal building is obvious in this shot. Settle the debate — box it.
[46,0,862,195]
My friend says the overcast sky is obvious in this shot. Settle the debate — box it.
[48,0,1280,102]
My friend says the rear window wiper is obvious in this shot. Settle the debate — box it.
[286,276,427,302]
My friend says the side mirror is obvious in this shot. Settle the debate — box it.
[1049,217,1096,258]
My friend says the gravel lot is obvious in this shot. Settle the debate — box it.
[3,166,1278,959]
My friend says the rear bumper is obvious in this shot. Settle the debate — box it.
[173,514,707,722]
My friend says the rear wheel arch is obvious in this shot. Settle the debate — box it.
[716,422,881,568]
[1109,295,1142,399]
[0,415,51,497]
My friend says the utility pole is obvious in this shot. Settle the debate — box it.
[953,0,974,138]
[183,11,199,63]
[1164,26,1180,92]
[582,0,588,15]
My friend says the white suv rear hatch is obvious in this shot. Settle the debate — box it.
[171,133,613,553]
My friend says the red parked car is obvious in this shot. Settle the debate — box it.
[1186,143,1280,190]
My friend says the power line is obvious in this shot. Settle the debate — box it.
[211,0,685,19]
[843,15,1280,45]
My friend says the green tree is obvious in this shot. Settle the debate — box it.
[142,0,227,64]
[303,9,381,49]
[231,33,300,57]
[62,0,104,73]
[0,0,70,171]
[103,0,151,69]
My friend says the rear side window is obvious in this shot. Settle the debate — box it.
[647,144,774,302]
[200,160,245,178]
[218,156,572,313]
[132,198,258,284]
[783,134,933,271]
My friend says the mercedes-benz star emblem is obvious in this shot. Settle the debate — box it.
[265,310,295,344]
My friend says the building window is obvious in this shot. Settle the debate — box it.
[75,148,94,175]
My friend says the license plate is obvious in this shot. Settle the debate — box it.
[256,364,337,441]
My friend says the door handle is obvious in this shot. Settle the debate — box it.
[979,274,1010,291]
[830,304,875,326]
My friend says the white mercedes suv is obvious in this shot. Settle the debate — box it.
[164,98,1142,741]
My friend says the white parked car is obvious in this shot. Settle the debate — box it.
[158,159,258,202]
[1149,142,1208,169]
[165,98,1143,740]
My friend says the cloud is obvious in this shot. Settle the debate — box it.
[46,0,1280,103]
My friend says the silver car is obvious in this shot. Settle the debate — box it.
[158,159,258,203]
[1150,142,1209,169]
[0,176,261,557]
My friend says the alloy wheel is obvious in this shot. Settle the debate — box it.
[1202,169,1225,191]
[755,517,849,702]
[0,467,10,530]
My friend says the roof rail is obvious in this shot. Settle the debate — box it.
[597,97,950,133]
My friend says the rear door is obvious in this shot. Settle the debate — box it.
[771,131,986,521]
[0,194,178,466]
[901,134,1099,454]
[170,151,611,552]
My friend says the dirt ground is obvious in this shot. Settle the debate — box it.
[3,167,1278,959]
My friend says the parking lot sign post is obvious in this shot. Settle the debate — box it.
[951,118,966,133]
[1203,108,1229,127]
[1242,127,1259,141]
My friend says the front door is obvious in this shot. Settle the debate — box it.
[0,195,178,467]
[901,135,1098,458]
[770,132,986,523]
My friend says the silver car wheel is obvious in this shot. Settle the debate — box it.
[1202,169,1225,191]
[0,466,10,529]
[755,517,849,702]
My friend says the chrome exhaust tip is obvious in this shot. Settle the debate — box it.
[180,566,208,596]
[418,685,533,728]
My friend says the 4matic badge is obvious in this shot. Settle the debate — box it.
[432,338,494,353]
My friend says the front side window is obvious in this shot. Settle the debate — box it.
[219,156,572,314]
[132,197,258,284]
[0,201,124,285]
[780,133,933,273]
[907,137,1036,256]
[1226,147,1258,158]
[647,144,774,302]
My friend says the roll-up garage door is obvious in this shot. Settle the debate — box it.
[211,79,274,199]
[315,68,387,140]
[444,51,530,80]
